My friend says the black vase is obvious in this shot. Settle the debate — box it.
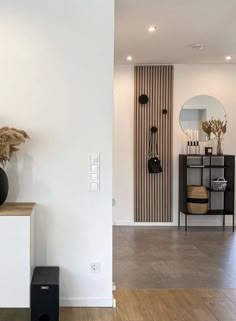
[0,168,8,206]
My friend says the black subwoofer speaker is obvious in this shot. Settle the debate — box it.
[31,267,60,321]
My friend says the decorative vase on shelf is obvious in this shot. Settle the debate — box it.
[205,134,214,153]
[0,167,8,206]
[216,136,223,155]
[0,126,30,206]
[205,135,210,147]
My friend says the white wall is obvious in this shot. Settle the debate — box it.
[113,64,236,226]
[0,1,114,307]
[113,66,134,224]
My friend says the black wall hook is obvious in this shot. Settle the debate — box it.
[162,108,168,115]
[139,94,149,105]
[151,126,158,134]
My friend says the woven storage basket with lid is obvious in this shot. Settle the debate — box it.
[187,185,208,214]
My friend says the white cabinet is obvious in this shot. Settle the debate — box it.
[0,203,35,308]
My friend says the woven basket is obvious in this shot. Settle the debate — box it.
[187,185,208,214]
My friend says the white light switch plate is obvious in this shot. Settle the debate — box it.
[89,153,100,192]
[90,173,99,182]
[90,154,99,164]
[90,164,99,172]
[90,182,99,192]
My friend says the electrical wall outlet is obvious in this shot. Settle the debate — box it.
[89,262,100,273]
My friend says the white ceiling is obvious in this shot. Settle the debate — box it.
[115,0,236,64]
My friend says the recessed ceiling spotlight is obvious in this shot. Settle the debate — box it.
[126,55,133,61]
[148,25,157,33]
[191,43,205,50]
[225,55,232,61]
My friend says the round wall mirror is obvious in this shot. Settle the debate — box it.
[179,95,226,142]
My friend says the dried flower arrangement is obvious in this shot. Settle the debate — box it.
[0,127,29,167]
[211,118,227,138]
[211,118,227,155]
[202,119,214,140]
[201,117,227,155]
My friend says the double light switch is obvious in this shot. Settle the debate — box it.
[89,153,100,192]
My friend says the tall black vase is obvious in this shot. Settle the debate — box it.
[0,168,8,206]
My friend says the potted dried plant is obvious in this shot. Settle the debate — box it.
[211,118,227,155]
[0,127,29,205]
[202,117,227,155]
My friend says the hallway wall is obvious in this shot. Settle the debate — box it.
[113,64,236,226]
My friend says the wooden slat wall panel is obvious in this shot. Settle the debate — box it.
[134,65,173,222]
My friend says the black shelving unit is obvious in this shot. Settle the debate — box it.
[179,154,235,231]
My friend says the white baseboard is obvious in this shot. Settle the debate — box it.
[113,218,234,227]
[60,297,113,307]
[114,221,176,226]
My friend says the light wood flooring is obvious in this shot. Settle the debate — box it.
[113,226,236,288]
[2,289,236,321]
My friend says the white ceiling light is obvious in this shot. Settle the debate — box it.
[126,55,133,61]
[148,25,157,33]
[191,43,205,50]
[225,55,232,61]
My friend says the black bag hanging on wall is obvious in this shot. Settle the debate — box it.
[148,127,162,174]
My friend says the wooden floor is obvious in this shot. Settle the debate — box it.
[2,227,236,320]
[2,289,236,321]
[113,226,236,288]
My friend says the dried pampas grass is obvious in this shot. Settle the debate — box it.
[202,117,227,140]
[0,127,29,167]
[202,119,214,140]
[211,118,227,139]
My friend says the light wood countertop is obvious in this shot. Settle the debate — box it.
[0,203,35,216]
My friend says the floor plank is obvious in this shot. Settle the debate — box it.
[205,297,236,321]
[60,307,88,321]
[115,290,153,321]
[181,307,218,321]
[140,289,185,321]
[1,289,236,321]
[221,289,236,304]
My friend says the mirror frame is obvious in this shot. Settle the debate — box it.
[179,95,226,141]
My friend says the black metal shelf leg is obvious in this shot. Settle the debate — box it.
[185,214,188,232]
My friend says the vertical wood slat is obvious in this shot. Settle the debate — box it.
[134,65,173,222]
